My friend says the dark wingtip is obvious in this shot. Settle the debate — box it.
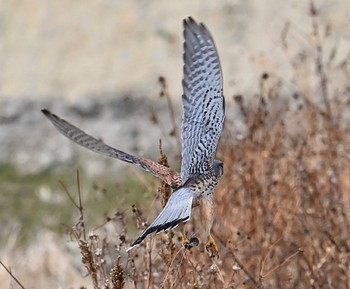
[41,109,50,116]
[183,16,197,27]
[127,216,190,252]
[127,231,150,252]
[129,236,145,249]
[187,16,195,23]
[41,109,59,121]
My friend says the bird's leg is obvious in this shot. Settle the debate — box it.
[179,224,200,250]
[206,234,219,257]
[179,224,191,249]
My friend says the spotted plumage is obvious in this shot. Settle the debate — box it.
[127,17,225,252]
[41,109,182,189]
[42,17,225,255]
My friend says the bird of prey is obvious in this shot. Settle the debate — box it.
[42,16,225,255]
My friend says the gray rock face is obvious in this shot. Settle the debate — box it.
[0,93,181,177]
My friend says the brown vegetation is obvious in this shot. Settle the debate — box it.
[3,2,350,288]
[57,69,350,288]
[55,6,350,287]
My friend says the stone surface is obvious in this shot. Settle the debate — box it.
[0,0,349,175]
[0,94,182,176]
[1,0,348,101]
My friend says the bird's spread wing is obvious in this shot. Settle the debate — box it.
[127,187,194,251]
[42,109,181,188]
[181,17,225,182]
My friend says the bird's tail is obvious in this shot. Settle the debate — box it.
[127,187,194,252]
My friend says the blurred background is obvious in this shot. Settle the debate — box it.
[1,0,350,288]
[1,0,349,173]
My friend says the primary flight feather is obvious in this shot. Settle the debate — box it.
[42,17,225,255]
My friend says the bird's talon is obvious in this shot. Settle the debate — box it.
[206,235,219,257]
[183,236,199,250]
[183,241,192,250]
[182,233,191,250]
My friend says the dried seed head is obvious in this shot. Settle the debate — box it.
[110,257,125,289]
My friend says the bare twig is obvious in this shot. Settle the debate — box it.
[259,237,282,277]
[76,171,87,241]
[0,260,26,289]
[59,180,79,210]
[158,76,182,155]
[260,248,304,279]
[231,252,259,287]
[310,0,332,119]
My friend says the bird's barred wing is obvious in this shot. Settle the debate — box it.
[181,17,225,182]
[42,109,181,188]
[127,187,194,251]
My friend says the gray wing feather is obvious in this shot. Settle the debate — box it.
[127,187,194,251]
[181,17,225,182]
[42,109,181,188]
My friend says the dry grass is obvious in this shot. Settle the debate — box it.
[53,6,350,288]
[51,78,350,288]
[2,2,350,288]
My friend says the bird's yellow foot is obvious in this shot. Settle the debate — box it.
[206,235,219,257]
[182,233,199,250]
[182,233,191,249]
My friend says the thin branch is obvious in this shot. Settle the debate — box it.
[0,260,26,289]
[231,252,259,287]
[59,180,79,210]
[310,0,332,119]
[259,237,282,277]
[261,248,304,279]
[146,238,152,289]
[76,170,87,241]
[158,76,182,155]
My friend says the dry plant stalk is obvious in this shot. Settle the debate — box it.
[79,239,99,289]
[35,4,350,288]
[110,257,125,289]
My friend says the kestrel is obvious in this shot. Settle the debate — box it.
[42,17,225,255]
